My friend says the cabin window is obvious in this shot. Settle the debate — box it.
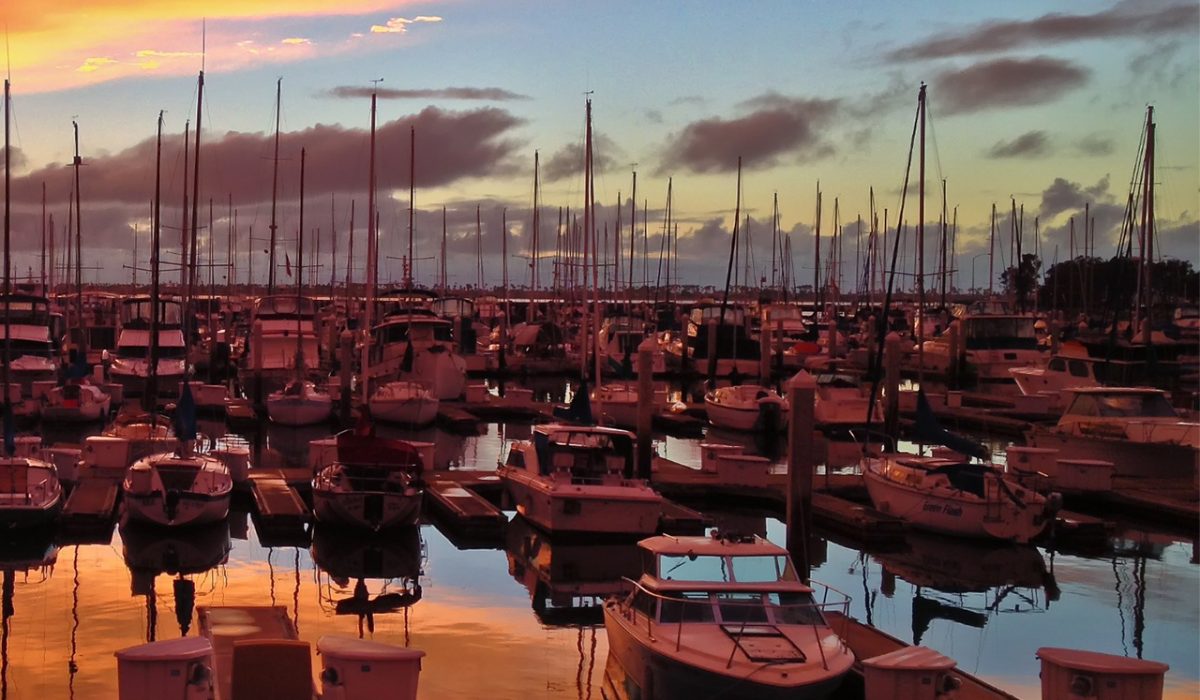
[505,450,525,468]
[1047,358,1066,372]
[1066,394,1100,417]
[715,593,768,625]
[769,592,826,625]
[659,592,714,623]
[730,555,788,583]
[1096,393,1177,418]
[631,590,657,619]
[1068,360,1090,378]
[659,554,730,583]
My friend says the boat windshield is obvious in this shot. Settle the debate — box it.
[1091,393,1178,418]
[116,345,187,359]
[657,554,795,583]
[655,590,824,626]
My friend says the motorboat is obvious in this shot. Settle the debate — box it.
[811,372,882,428]
[591,382,669,430]
[40,379,112,423]
[0,454,64,528]
[238,295,323,395]
[266,379,333,426]
[598,317,666,376]
[1008,352,1100,406]
[122,445,233,527]
[1025,387,1199,480]
[505,320,575,374]
[366,314,467,400]
[108,295,187,397]
[312,429,425,531]
[862,454,1059,543]
[498,424,662,536]
[0,293,58,396]
[704,384,788,433]
[368,380,439,427]
[919,314,1041,385]
[603,532,854,700]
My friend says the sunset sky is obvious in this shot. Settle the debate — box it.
[2,0,1197,289]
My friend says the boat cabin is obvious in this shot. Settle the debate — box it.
[960,315,1038,351]
[514,425,635,482]
[120,296,183,329]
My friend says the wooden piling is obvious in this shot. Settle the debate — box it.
[705,319,718,380]
[338,329,353,423]
[636,337,655,480]
[786,371,816,581]
[947,321,960,389]
[884,332,901,436]
[759,322,771,382]
[251,320,264,409]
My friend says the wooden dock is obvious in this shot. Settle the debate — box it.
[198,605,308,700]
[248,471,311,546]
[826,611,1019,700]
[59,476,121,542]
[436,405,483,434]
[425,477,508,541]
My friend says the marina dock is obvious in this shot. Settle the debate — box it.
[248,471,311,546]
[198,605,308,700]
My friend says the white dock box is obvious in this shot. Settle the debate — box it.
[82,436,133,470]
[1051,459,1114,493]
[1007,446,1059,477]
[862,646,958,700]
[699,443,743,473]
[309,437,339,471]
[317,635,425,700]
[1037,647,1168,700]
[115,636,213,700]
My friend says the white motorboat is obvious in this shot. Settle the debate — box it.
[108,296,188,397]
[862,454,1059,543]
[368,380,439,427]
[920,313,1042,384]
[704,384,788,433]
[0,293,59,395]
[1008,351,1101,407]
[41,380,112,423]
[367,315,467,400]
[122,446,233,527]
[266,379,333,426]
[591,382,669,430]
[312,429,425,531]
[811,372,882,428]
[498,424,662,536]
[0,455,64,528]
[238,295,324,395]
[1026,387,1199,480]
[603,532,854,700]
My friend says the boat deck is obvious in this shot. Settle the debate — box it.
[60,473,122,542]
[198,605,313,700]
[426,476,508,541]
[248,471,311,545]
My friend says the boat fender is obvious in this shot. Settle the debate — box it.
[1045,492,1063,514]
[320,667,342,687]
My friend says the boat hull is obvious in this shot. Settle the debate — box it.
[267,394,333,426]
[863,467,1048,543]
[312,487,422,531]
[603,603,848,700]
[123,490,231,528]
[369,396,439,427]
[1026,427,1199,480]
[500,468,661,536]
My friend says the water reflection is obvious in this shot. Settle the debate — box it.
[120,522,231,641]
[311,525,423,640]
[0,530,57,700]
[504,516,641,627]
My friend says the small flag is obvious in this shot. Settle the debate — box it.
[174,381,197,442]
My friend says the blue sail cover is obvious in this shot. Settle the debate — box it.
[913,389,989,460]
[174,381,198,442]
[552,381,594,425]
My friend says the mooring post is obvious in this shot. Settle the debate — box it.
[339,329,353,424]
[252,320,264,410]
[705,319,719,380]
[786,371,817,582]
[884,331,901,436]
[947,320,960,389]
[759,321,771,383]
[636,337,655,480]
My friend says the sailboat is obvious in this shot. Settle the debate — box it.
[0,79,64,527]
[121,111,232,528]
[267,148,333,426]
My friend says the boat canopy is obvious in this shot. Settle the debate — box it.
[1063,390,1178,419]
[336,431,423,473]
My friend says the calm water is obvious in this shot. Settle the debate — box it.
[7,407,1199,699]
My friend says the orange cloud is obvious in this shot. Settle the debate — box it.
[370,15,444,33]
[3,0,436,93]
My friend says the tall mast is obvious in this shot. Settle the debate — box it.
[345,200,355,293]
[329,195,337,297]
[916,83,926,390]
[989,203,996,295]
[188,68,204,322]
[362,86,378,405]
[814,184,822,313]
[440,206,447,296]
[940,178,948,307]
[712,157,741,384]
[580,97,592,381]
[532,151,540,292]
[3,81,11,447]
[180,120,189,290]
[295,147,306,376]
[72,121,85,352]
[39,183,46,293]
[406,125,415,290]
[267,78,282,295]
[145,112,165,413]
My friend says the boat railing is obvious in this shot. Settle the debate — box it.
[615,578,851,670]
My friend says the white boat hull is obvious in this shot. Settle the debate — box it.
[267,393,333,426]
[500,467,661,536]
[1026,427,1199,480]
[863,466,1048,543]
[312,487,422,531]
[369,395,439,427]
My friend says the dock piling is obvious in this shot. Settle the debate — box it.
[338,329,353,424]
[636,337,655,480]
[786,371,816,581]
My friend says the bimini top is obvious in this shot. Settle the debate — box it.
[637,532,811,592]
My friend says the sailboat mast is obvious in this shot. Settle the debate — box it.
[814,183,821,313]
[72,121,85,353]
[916,83,926,389]
[188,69,204,322]
[1138,106,1155,343]
[3,80,11,436]
[296,147,306,372]
[362,87,378,406]
[268,78,282,296]
[407,125,415,290]
[146,112,165,413]
[580,97,592,381]
[532,151,540,292]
